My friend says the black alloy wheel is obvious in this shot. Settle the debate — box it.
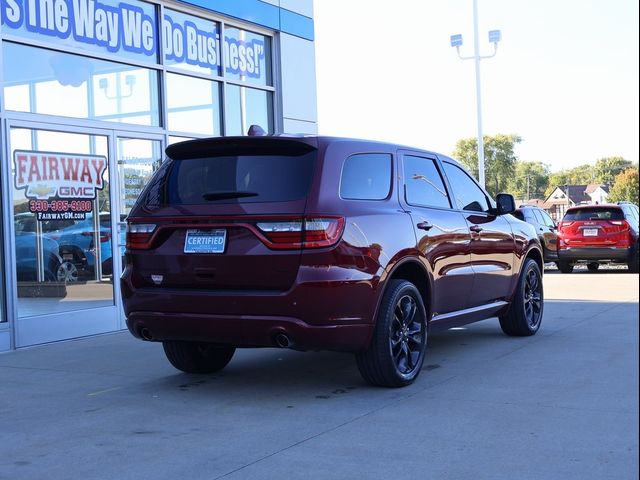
[500,258,544,336]
[356,280,427,387]
[389,294,424,375]
[523,266,543,330]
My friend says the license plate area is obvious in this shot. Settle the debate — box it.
[184,229,226,254]
[583,228,598,237]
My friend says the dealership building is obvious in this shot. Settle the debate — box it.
[0,0,318,351]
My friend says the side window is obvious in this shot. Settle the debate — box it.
[539,210,556,228]
[340,153,392,200]
[532,209,546,225]
[442,162,490,212]
[523,209,535,222]
[403,155,451,209]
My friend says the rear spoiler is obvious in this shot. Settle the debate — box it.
[166,136,318,160]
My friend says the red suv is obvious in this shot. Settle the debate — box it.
[557,203,639,273]
[121,135,544,387]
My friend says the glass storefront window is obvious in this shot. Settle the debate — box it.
[166,72,221,135]
[224,27,271,86]
[117,138,163,217]
[168,136,195,145]
[1,0,159,64]
[2,42,160,126]
[225,85,272,136]
[163,9,221,76]
[116,137,163,272]
[10,128,115,317]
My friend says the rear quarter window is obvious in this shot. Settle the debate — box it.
[340,153,392,200]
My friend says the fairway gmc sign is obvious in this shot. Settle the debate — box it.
[14,150,107,220]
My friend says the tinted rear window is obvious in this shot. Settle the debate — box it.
[164,152,316,205]
[564,207,624,221]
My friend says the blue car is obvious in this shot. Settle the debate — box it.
[15,231,65,282]
[45,213,114,280]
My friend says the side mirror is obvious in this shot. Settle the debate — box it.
[495,193,516,215]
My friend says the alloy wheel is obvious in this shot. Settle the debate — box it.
[389,294,425,375]
[523,268,542,328]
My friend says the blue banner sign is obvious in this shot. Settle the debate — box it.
[1,0,267,80]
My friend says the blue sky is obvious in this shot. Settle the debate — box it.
[313,0,639,171]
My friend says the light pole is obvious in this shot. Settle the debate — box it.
[450,0,501,189]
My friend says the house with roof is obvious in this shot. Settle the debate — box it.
[543,184,610,221]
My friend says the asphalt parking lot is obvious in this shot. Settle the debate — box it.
[1,267,638,480]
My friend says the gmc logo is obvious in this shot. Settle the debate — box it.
[58,186,95,198]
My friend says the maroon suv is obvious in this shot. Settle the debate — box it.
[121,135,544,387]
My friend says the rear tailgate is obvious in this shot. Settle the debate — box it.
[559,206,629,247]
[126,137,318,291]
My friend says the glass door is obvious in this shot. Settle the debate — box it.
[114,134,164,327]
[7,123,120,347]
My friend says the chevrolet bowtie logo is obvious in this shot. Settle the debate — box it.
[28,184,56,198]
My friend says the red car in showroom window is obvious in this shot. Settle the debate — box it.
[121,133,545,387]
[557,203,639,273]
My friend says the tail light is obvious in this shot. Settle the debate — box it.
[126,217,344,251]
[559,221,573,230]
[126,223,157,250]
[256,216,344,249]
[82,230,111,243]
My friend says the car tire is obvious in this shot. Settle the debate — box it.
[162,341,235,374]
[499,258,543,336]
[356,280,427,388]
[587,262,599,272]
[557,260,574,273]
[628,245,639,273]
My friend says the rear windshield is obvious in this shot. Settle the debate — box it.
[564,207,624,221]
[161,152,316,205]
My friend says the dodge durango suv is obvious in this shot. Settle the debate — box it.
[121,134,544,387]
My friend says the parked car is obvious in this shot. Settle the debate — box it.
[15,231,65,282]
[121,134,545,387]
[557,203,639,273]
[45,213,114,280]
[512,205,559,264]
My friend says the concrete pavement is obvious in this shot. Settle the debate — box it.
[1,269,638,479]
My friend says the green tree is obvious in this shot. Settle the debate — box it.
[593,156,632,185]
[608,168,639,204]
[509,161,550,200]
[452,134,521,198]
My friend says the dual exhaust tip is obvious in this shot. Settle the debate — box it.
[140,326,294,349]
[274,332,292,349]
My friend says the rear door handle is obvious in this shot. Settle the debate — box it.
[416,222,433,231]
[470,225,483,233]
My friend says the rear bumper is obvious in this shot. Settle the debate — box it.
[558,247,630,262]
[121,265,379,352]
[125,311,372,352]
